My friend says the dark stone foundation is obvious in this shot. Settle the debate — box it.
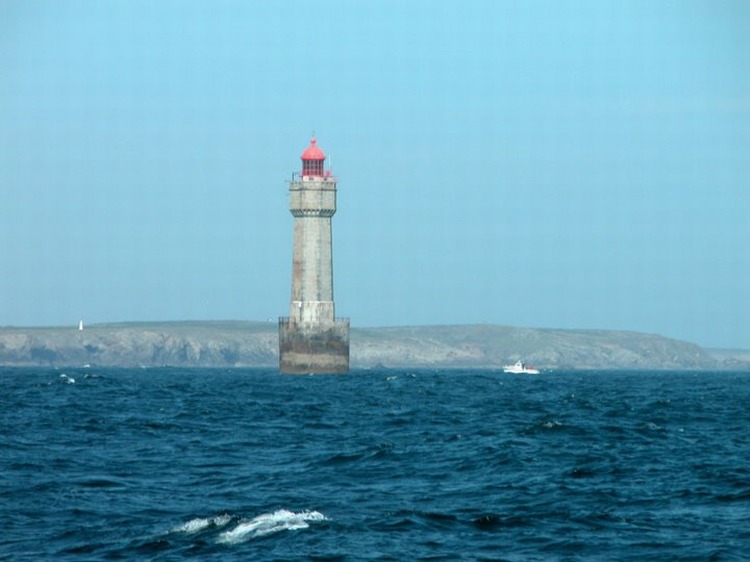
[278,318,350,374]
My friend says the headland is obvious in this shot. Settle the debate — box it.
[0,321,746,370]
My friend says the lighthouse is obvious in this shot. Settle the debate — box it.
[278,137,350,374]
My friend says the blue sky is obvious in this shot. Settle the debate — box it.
[1,1,748,348]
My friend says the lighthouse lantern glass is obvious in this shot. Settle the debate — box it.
[303,159,324,177]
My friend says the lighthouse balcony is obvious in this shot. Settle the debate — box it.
[289,187,336,216]
[292,172,337,182]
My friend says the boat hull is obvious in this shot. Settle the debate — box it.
[503,361,540,374]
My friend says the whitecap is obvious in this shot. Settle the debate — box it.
[172,514,233,534]
[60,374,75,384]
[217,509,327,544]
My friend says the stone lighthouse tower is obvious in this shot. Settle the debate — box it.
[278,137,350,374]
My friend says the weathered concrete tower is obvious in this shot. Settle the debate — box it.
[278,137,350,374]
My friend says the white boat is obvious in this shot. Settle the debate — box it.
[503,361,540,374]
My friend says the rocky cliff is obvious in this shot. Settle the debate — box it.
[1,321,744,370]
[351,325,725,370]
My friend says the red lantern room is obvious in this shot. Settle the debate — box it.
[301,137,325,177]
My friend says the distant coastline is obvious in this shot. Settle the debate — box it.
[1,321,747,371]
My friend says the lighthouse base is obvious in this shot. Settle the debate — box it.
[278,318,350,374]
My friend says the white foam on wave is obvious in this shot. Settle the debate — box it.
[218,509,327,544]
[171,514,233,534]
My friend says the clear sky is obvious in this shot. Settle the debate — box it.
[1,1,748,348]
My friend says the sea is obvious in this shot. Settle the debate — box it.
[2,367,749,561]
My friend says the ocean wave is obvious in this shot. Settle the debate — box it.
[171,514,233,534]
[217,509,327,544]
[6,368,750,560]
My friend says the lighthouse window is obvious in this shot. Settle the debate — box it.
[305,160,324,176]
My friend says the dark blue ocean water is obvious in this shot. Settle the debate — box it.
[2,368,750,561]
